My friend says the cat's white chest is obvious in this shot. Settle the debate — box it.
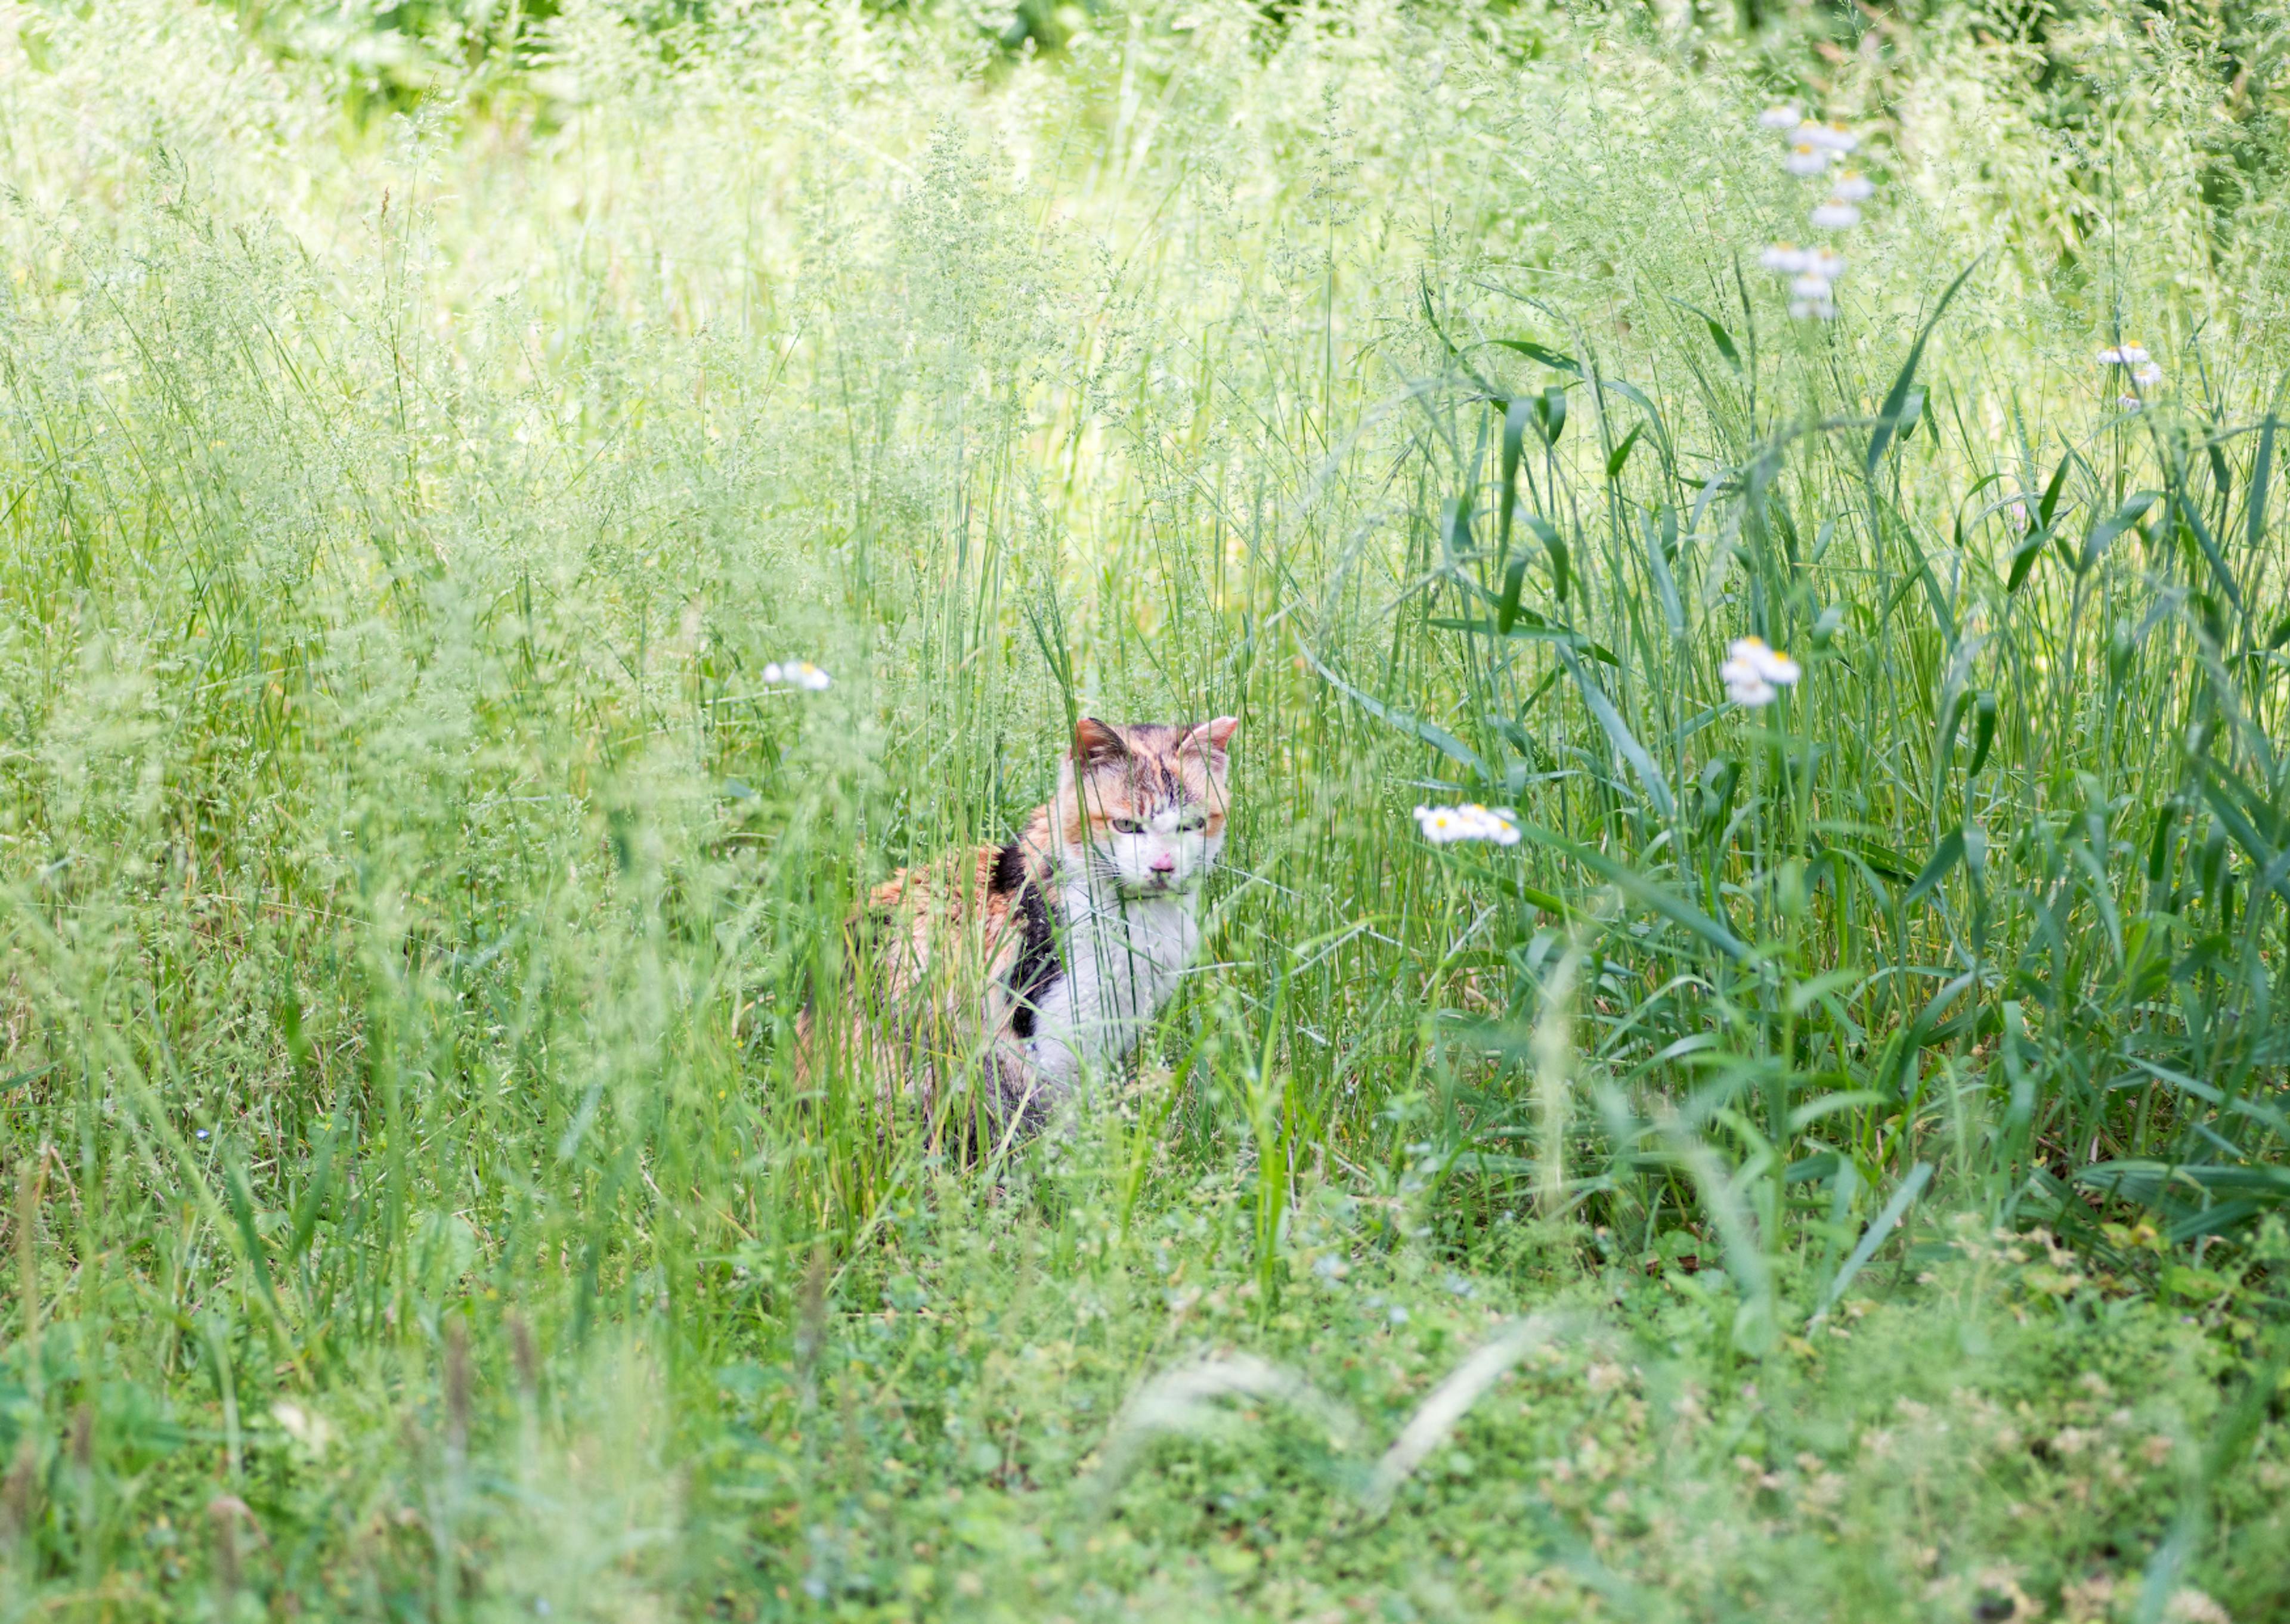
[1027,885,1199,1090]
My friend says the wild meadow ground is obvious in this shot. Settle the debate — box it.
[2,0,2289,1617]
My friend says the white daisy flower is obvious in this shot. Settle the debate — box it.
[767,659,832,690]
[1803,120,1859,153]
[1414,804,1522,847]
[1758,103,1803,130]
[1760,243,1812,274]
[1789,296,1839,322]
[1791,272,1836,300]
[1413,805,1464,844]
[2133,361,2164,388]
[2096,343,2150,366]
[1830,171,1876,201]
[1721,637,1802,706]
[1811,199,1862,230]
[1738,638,1802,684]
[1808,246,1846,279]
[2118,394,2144,413]
[1784,143,1831,177]
[1460,804,1523,846]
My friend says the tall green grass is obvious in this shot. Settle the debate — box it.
[0,0,2285,1616]
[1388,268,2290,1284]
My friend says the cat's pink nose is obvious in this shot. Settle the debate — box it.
[1150,851,1176,873]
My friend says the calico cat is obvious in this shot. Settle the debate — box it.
[802,716,1238,1141]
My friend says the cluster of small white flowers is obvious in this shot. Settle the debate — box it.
[763,659,833,692]
[1757,103,1871,321]
[2097,342,2165,408]
[1413,804,1522,846]
[1721,636,1802,707]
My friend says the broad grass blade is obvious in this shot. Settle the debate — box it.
[2250,414,2276,551]
[1605,423,1644,479]
[1491,339,1579,374]
[1811,1161,1933,1323]
[2081,491,2158,575]
[1301,643,1487,779]
[1867,260,1978,478]
[1509,816,1747,959]
[1556,647,1672,817]
[1669,298,1741,372]
[1904,829,1965,907]
[2174,489,2244,615]
[1644,510,1684,638]
[1500,396,1530,572]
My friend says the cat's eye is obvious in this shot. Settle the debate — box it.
[1175,813,1208,833]
[1109,817,1146,835]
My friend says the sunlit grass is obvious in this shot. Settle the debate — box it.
[0,0,2286,1617]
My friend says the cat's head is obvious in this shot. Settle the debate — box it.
[1053,717,1238,895]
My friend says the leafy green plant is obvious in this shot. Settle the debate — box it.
[0,0,2285,1616]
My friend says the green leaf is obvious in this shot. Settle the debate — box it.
[2038,453,2071,532]
[1811,1163,1933,1322]
[1644,508,1684,639]
[1527,513,1570,603]
[1505,817,1747,959]
[1499,395,1531,574]
[1440,492,1475,565]
[1494,553,1528,637]
[1556,646,1674,819]
[1598,377,1672,472]
[1425,615,1618,664]
[2250,414,2276,553]
[1966,691,1998,778]
[1867,259,1979,478]
[1599,377,1660,419]
[1666,298,1741,372]
[2006,529,2048,594]
[1904,829,1966,907]
[2081,490,2158,575]
[224,1155,289,1325]
[1842,837,1917,885]
[1490,339,1580,375]
[1533,384,1568,447]
[1299,643,1487,779]
[2197,766,2290,908]
[2208,439,2234,515]
[288,1114,345,1260]
[1896,385,1926,445]
[2176,488,2245,616]
[1605,422,1644,481]
[2146,802,2178,883]
[1420,278,1500,398]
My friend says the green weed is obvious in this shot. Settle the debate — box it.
[0,0,2285,1617]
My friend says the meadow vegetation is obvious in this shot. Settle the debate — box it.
[2,0,2288,1616]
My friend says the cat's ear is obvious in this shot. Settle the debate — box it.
[1072,718,1130,767]
[1182,716,1240,768]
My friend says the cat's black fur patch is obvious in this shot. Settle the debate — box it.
[989,837,1029,896]
[993,836,1061,1039]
